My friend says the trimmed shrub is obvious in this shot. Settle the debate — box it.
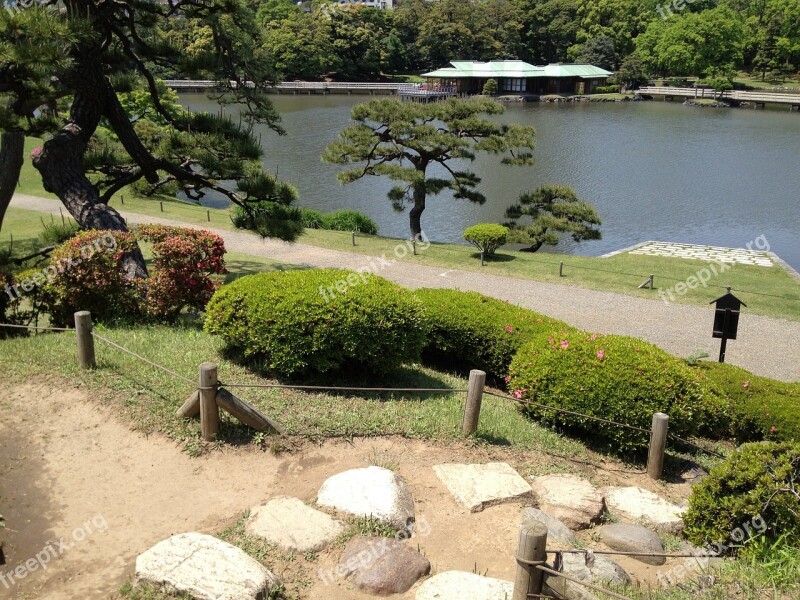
[204,269,428,377]
[299,207,325,229]
[508,332,730,452]
[695,362,800,443]
[592,85,619,94]
[482,78,498,95]
[684,442,800,548]
[415,288,570,383]
[44,230,141,325]
[321,210,378,235]
[463,224,509,255]
[138,225,227,319]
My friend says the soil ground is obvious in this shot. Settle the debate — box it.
[1,381,698,599]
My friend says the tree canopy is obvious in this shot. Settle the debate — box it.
[322,97,535,239]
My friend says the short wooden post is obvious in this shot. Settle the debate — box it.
[74,311,96,369]
[462,369,486,434]
[649,274,655,289]
[120,195,124,205]
[559,261,564,277]
[412,239,417,255]
[647,412,669,480]
[199,362,219,442]
[512,521,548,600]
[351,231,356,246]
[207,210,211,222]
[480,250,485,266]
[160,201,164,212]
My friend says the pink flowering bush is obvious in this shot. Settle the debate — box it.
[138,225,227,319]
[508,332,730,452]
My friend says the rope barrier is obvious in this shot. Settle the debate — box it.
[668,432,726,458]
[0,323,74,332]
[552,548,711,559]
[534,564,634,600]
[90,332,195,385]
[220,382,467,394]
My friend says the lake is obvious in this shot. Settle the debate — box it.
[178,94,800,269]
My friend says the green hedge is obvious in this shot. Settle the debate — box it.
[508,332,731,451]
[204,269,427,378]
[684,442,800,548]
[696,362,800,443]
[415,288,569,383]
[321,210,378,235]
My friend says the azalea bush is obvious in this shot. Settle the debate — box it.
[684,442,800,548]
[205,269,428,378]
[508,332,731,452]
[44,230,141,325]
[138,225,227,319]
[415,288,569,384]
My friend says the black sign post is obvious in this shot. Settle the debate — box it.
[710,288,746,363]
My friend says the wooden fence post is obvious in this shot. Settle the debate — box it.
[351,231,356,246]
[647,412,669,480]
[74,311,96,369]
[199,362,219,442]
[559,261,564,277]
[462,369,486,435]
[512,521,548,600]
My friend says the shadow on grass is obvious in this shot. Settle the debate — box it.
[223,260,310,283]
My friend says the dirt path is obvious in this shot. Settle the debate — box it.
[0,381,695,599]
[11,194,800,382]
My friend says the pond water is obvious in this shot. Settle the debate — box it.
[179,94,800,269]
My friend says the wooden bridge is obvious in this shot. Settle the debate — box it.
[639,86,800,110]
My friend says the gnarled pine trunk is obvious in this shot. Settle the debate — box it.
[409,181,426,240]
[0,130,25,233]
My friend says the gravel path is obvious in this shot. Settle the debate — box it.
[11,194,800,382]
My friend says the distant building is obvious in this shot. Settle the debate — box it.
[334,0,394,9]
[421,60,614,95]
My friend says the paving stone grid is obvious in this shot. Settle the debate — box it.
[626,241,774,267]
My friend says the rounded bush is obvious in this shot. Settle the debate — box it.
[684,442,800,549]
[463,224,509,255]
[415,288,569,383]
[44,230,141,325]
[299,207,325,229]
[508,332,730,452]
[321,209,378,235]
[204,269,427,377]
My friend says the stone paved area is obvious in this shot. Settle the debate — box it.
[627,241,774,267]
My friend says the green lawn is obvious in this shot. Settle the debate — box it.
[10,137,800,321]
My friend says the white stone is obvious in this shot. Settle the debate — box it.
[317,466,415,534]
[433,462,532,512]
[546,553,630,600]
[135,532,277,600]
[415,571,514,600]
[602,486,685,533]
[531,474,604,530]
[245,496,346,552]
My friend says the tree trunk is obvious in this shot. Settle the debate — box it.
[32,60,147,279]
[409,181,426,240]
[0,130,25,233]
[520,241,545,253]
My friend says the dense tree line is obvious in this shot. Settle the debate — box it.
[162,0,799,84]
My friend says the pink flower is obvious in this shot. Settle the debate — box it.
[513,389,523,399]
[596,350,605,360]
[504,325,513,333]
[743,380,750,390]
[560,340,569,349]
[30,146,43,159]
[547,337,555,344]
[770,426,776,433]
[590,334,597,341]
[504,375,511,384]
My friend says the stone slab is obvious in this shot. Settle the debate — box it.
[531,474,604,530]
[415,571,514,600]
[433,462,532,513]
[245,496,346,552]
[520,507,577,545]
[339,536,430,595]
[602,486,685,533]
[599,523,666,565]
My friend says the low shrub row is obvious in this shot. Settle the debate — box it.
[299,208,379,235]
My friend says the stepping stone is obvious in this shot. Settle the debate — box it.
[135,532,277,600]
[546,552,630,600]
[433,462,532,513]
[245,496,346,552]
[337,536,430,595]
[602,487,685,533]
[530,474,604,530]
[415,571,513,600]
[598,523,666,565]
[317,466,416,535]
[520,507,577,545]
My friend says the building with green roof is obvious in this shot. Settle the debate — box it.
[421,60,614,96]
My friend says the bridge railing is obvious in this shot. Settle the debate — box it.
[639,86,800,104]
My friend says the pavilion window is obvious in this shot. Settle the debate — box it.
[502,78,526,92]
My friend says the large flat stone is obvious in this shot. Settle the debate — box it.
[338,536,430,595]
[245,496,346,552]
[602,487,685,533]
[135,532,277,600]
[433,462,532,512]
[317,466,416,534]
[531,474,604,530]
[415,571,514,600]
[599,523,666,565]
[520,507,577,545]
